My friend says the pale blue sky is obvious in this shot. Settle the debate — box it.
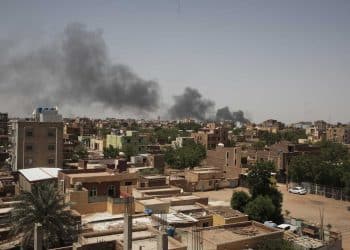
[1,0,349,123]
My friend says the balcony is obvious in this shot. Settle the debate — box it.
[88,195,107,203]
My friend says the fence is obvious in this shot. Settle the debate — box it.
[290,182,350,201]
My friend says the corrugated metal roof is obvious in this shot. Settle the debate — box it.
[19,167,61,182]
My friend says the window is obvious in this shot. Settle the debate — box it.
[48,129,55,137]
[26,130,33,137]
[89,187,97,197]
[126,139,131,143]
[25,145,33,151]
[48,144,55,151]
[108,185,115,197]
[125,181,133,186]
[48,158,55,164]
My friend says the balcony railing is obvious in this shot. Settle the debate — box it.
[88,195,107,203]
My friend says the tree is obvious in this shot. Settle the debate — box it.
[164,141,206,169]
[244,195,276,222]
[231,191,250,212]
[103,145,119,159]
[71,144,88,162]
[247,161,275,197]
[247,161,284,223]
[11,183,79,249]
[123,144,138,160]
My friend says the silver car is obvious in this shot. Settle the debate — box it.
[288,186,307,195]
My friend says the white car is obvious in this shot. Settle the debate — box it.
[277,223,298,233]
[288,186,307,195]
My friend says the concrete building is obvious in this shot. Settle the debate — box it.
[327,126,350,144]
[17,167,61,192]
[179,221,283,250]
[106,130,150,154]
[32,107,62,122]
[58,168,139,214]
[257,119,285,133]
[90,137,106,152]
[0,113,8,147]
[191,123,229,150]
[10,119,63,171]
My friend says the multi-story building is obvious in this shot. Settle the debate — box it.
[10,108,63,171]
[191,123,229,149]
[327,126,350,144]
[0,113,8,147]
[257,119,285,133]
[106,130,150,153]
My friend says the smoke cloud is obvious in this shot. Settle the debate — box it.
[216,106,249,123]
[169,87,215,120]
[0,23,159,115]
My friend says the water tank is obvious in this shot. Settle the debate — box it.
[167,226,175,237]
[144,208,153,216]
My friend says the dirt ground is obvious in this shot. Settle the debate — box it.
[194,185,350,249]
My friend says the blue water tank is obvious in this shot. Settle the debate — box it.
[167,227,175,237]
[144,208,153,215]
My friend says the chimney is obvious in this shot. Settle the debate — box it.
[34,223,43,250]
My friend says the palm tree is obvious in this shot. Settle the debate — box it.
[11,182,80,249]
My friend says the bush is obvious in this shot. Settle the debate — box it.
[244,196,276,222]
[231,191,250,212]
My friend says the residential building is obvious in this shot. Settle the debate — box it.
[10,119,63,171]
[327,126,350,144]
[0,112,8,147]
[191,123,229,149]
[58,168,139,214]
[178,221,283,250]
[257,119,285,133]
[106,130,150,154]
[17,167,61,193]
[32,107,62,122]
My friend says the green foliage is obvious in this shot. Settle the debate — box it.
[103,145,119,159]
[11,183,79,249]
[231,191,250,212]
[247,162,276,197]
[244,195,276,222]
[288,141,350,188]
[253,141,266,150]
[153,128,186,144]
[123,144,138,160]
[258,129,307,145]
[71,144,88,162]
[164,141,206,169]
[257,239,296,250]
[246,161,283,223]
[176,122,201,132]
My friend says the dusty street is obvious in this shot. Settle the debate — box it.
[194,185,350,249]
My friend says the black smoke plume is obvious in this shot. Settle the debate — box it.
[169,87,214,120]
[0,23,159,114]
[216,106,249,123]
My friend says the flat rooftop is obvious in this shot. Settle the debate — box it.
[138,198,170,206]
[19,167,61,182]
[206,206,247,218]
[199,221,282,245]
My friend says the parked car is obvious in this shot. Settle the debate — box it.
[277,223,298,233]
[288,186,307,195]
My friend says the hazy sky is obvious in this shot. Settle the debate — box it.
[1,0,349,123]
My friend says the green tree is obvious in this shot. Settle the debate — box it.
[247,161,284,223]
[164,141,206,169]
[247,162,275,197]
[123,144,138,160]
[11,183,79,249]
[103,145,119,159]
[231,191,250,212]
[72,144,88,162]
[244,195,276,222]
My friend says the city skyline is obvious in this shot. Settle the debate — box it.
[1,0,350,123]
